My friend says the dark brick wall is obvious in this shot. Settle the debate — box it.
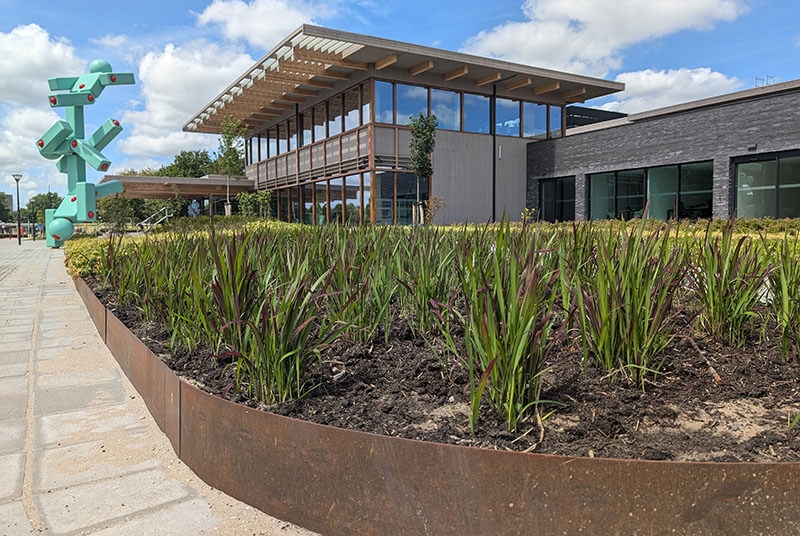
[527,88,800,220]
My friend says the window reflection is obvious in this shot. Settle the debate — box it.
[344,87,359,131]
[328,95,343,136]
[375,171,394,224]
[523,102,547,139]
[374,80,394,124]
[313,103,326,142]
[464,93,490,133]
[431,89,460,131]
[550,106,563,138]
[345,174,360,224]
[396,84,427,126]
[361,82,371,124]
[495,98,520,136]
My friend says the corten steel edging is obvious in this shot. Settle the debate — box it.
[79,279,800,536]
[73,277,106,340]
[74,278,180,453]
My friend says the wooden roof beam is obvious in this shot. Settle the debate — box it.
[443,65,469,81]
[292,47,368,70]
[506,77,532,91]
[375,53,398,70]
[410,60,434,77]
[476,72,501,87]
[533,82,561,95]
[561,87,588,102]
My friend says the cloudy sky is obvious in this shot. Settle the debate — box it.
[1,0,797,203]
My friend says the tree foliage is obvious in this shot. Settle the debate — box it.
[408,112,438,181]
[236,190,272,217]
[215,115,247,177]
[159,149,215,178]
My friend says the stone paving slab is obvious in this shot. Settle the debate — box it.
[0,240,320,536]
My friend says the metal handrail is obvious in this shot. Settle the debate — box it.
[137,206,172,231]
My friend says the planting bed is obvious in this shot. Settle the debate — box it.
[97,281,800,463]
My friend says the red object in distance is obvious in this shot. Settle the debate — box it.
[88,211,95,218]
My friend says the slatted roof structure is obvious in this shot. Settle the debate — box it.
[183,25,624,135]
[99,175,253,199]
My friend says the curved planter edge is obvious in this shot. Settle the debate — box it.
[74,276,800,536]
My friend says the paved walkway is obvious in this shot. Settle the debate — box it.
[0,239,319,536]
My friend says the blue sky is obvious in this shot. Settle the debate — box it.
[1,0,798,205]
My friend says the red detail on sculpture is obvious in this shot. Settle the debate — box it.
[71,140,78,148]
[53,234,61,240]
[79,83,85,89]
[113,120,120,126]
[88,211,95,218]
[110,75,117,82]
[38,140,44,147]
[101,163,109,170]
[71,196,77,202]
[88,94,94,102]
[50,97,57,105]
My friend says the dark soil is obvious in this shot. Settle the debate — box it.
[93,279,800,462]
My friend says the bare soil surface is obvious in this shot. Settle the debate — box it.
[93,280,800,463]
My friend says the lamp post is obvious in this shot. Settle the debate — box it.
[12,174,21,246]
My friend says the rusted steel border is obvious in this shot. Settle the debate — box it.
[77,277,800,536]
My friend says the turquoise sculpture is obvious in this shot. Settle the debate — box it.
[36,59,134,247]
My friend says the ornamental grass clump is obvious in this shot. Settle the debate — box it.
[767,233,800,360]
[571,219,687,388]
[458,221,563,433]
[688,219,773,347]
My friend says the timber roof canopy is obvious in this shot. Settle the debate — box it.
[184,25,624,135]
[99,175,253,199]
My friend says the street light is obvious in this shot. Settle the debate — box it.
[12,174,21,246]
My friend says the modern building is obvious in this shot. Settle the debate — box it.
[528,80,800,222]
[183,25,800,225]
[183,25,623,224]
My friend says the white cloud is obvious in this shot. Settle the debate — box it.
[600,68,744,114]
[196,0,329,49]
[118,40,254,158]
[0,24,85,107]
[462,0,748,77]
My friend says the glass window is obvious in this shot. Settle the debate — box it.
[329,178,343,224]
[315,181,328,224]
[328,96,343,136]
[647,166,678,220]
[361,81,371,125]
[287,117,297,151]
[345,174,360,224]
[464,93,490,134]
[344,87,360,131]
[523,102,547,139]
[362,173,371,224]
[289,186,301,223]
[539,177,575,222]
[495,98,520,137]
[737,160,776,219]
[550,106,563,138]
[616,169,645,219]
[779,156,800,218]
[375,171,394,224]
[679,161,713,219]
[397,172,427,225]
[277,123,287,154]
[301,112,312,147]
[374,80,394,124]
[431,89,460,131]
[267,127,277,157]
[313,103,326,142]
[590,172,615,220]
[396,83,428,126]
[303,183,314,224]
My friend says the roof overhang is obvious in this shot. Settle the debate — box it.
[184,25,625,135]
[99,175,254,199]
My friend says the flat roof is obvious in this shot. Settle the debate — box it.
[99,175,253,199]
[184,25,624,135]
[568,78,800,135]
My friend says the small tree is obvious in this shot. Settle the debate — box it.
[408,112,438,224]
[215,115,247,176]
